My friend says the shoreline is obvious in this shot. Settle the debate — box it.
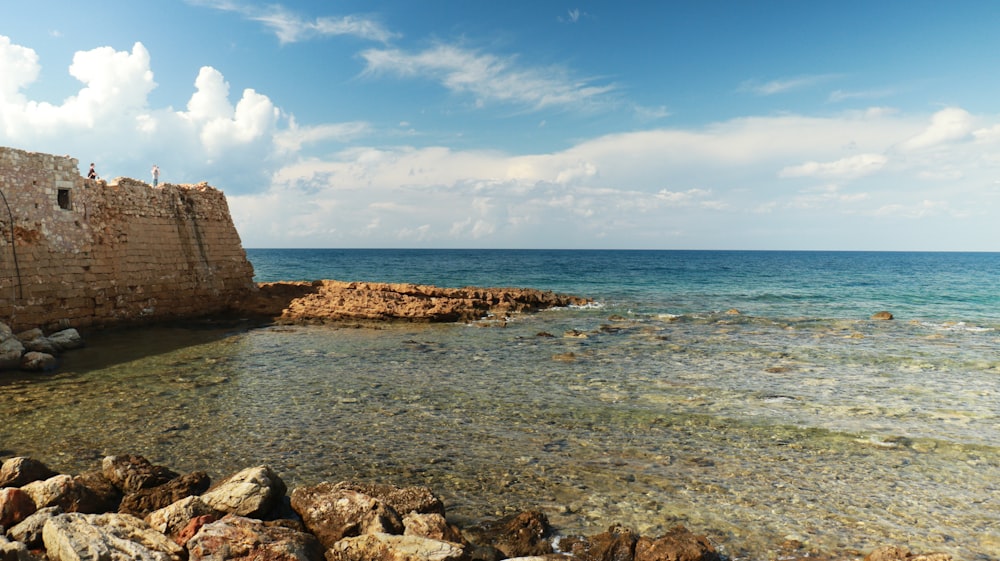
[0,455,949,561]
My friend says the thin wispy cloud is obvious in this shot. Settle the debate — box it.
[188,0,398,44]
[828,88,894,103]
[360,44,616,111]
[739,74,840,96]
[558,9,590,23]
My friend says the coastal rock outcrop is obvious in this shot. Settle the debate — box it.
[0,322,83,373]
[240,281,590,324]
[0,455,956,561]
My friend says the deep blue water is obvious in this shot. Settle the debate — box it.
[246,249,1000,324]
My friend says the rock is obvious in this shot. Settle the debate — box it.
[16,329,57,355]
[864,545,952,561]
[462,511,553,558]
[145,496,221,544]
[246,281,590,324]
[560,524,638,561]
[0,337,25,370]
[332,481,445,517]
[0,457,58,488]
[325,532,466,561]
[187,514,324,561]
[289,484,403,549]
[201,465,286,519]
[119,471,210,518]
[403,512,464,544]
[42,512,185,561]
[21,475,103,513]
[47,329,84,351]
[175,514,218,548]
[74,471,124,513]
[635,526,722,561]
[102,455,179,495]
[871,311,894,320]
[0,488,36,528]
[7,506,62,548]
[20,352,57,372]
[0,534,37,561]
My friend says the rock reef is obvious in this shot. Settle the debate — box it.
[0,456,951,561]
[238,280,590,324]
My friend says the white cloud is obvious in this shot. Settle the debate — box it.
[189,0,397,43]
[778,153,888,179]
[360,44,617,111]
[899,107,974,151]
[739,74,839,96]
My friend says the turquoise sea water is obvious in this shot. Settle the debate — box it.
[2,250,999,560]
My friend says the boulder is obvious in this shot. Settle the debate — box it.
[325,532,466,561]
[462,511,553,558]
[333,481,445,517]
[16,329,58,355]
[41,512,185,561]
[101,456,179,495]
[0,458,58,489]
[0,487,36,528]
[21,475,103,513]
[7,506,63,549]
[186,514,323,561]
[47,329,84,351]
[120,471,210,518]
[871,311,894,320]
[635,526,722,561]
[20,352,57,372]
[0,337,25,370]
[200,465,286,519]
[403,512,464,544]
[560,524,638,561]
[289,484,403,549]
[145,496,220,544]
[74,471,124,513]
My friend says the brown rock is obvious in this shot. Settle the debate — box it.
[403,512,464,544]
[462,511,553,558]
[245,281,589,324]
[20,474,103,513]
[0,457,58,488]
[333,481,445,516]
[175,514,219,547]
[0,487,36,528]
[146,496,222,543]
[325,533,466,561]
[101,455,179,494]
[871,311,894,320]
[634,526,721,561]
[562,525,638,561]
[74,470,124,513]
[119,471,210,518]
[290,484,403,549]
[186,514,323,561]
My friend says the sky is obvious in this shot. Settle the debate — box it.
[2,1,1000,250]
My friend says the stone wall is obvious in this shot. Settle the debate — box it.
[0,146,256,332]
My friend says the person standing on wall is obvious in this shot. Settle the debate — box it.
[152,164,160,187]
[87,163,97,180]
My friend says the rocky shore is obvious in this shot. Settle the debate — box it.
[237,281,591,324]
[0,456,949,561]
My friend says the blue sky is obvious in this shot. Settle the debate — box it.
[2,1,1000,250]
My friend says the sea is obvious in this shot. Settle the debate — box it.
[2,249,998,560]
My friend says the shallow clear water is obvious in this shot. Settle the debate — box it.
[2,250,999,560]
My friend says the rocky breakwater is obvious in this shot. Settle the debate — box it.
[239,280,591,324]
[0,456,951,561]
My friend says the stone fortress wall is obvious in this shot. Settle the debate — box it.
[0,146,256,332]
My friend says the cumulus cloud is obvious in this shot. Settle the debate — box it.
[360,44,617,111]
[899,107,974,151]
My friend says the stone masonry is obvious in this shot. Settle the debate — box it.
[0,146,255,332]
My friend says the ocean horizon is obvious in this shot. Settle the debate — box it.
[5,248,999,560]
